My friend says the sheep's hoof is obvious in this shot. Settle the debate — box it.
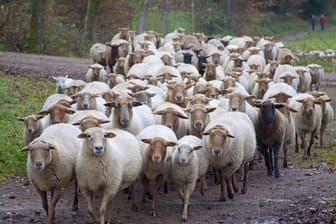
[151,211,156,217]
[132,203,138,211]
[182,216,187,222]
[241,188,247,194]
[219,196,226,202]
[71,205,78,212]
[228,193,234,199]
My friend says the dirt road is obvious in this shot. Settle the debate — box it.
[0,50,335,224]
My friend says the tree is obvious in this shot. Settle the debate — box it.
[161,0,169,34]
[26,0,49,52]
[84,0,101,41]
[138,0,149,33]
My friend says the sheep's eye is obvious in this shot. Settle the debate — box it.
[116,103,121,109]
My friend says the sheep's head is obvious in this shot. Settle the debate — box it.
[204,63,217,81]
[104,96,142,128]
[142,137,176,164]
[18,114,44,134]
[255,101,283,123]
[186,94,211,106]
[255,79,271,99]
[225,92,254,112]
[296,97,320,116]
[153,107,188,132]
[176,143,202,165]
[128,91,156,107]
[72,92,100,110]
[89,65,102,81]
[269,92,292,103]
[39,104,76,124]
[202,125,234,157]
[22,140,57,171]
[78,127,116,156]
[72,116,110,132]
[186,104,216,132]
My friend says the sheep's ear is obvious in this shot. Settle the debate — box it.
[38,110,50,116]
[17,117,25,122]
[193,145,203,151]
[314,100,321,105]
[104,102,115,107]
[104,132,116,138]
[148,92,156,98]
[166,141,177,147]
[176,112,189,119]
[128,92,136,98]
[227,133,235,138]
[289,107,298,113]
[153,110,165,116]
[274,104,284,109]
[47,143,57,150]
[72,121,80,126]
[141,138,152,144]
[78,133,88,139]
[98,119,110,124]
[21,145,30,152]
[296,99,304,103]
[206,107,217,113]
[52,76,57,80]
[132,101,143,107]
[65,108,76,114]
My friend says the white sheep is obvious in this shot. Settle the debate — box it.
[307,63,324,91]
[77,127,142,224]
[89,43,107,66]
[202,112,256,201]
[294,66,312,93]
[22,123,81,224]
[85,63,107,82]
[52,75,73,94]
[136,124,178,217]
[171,135,209,221]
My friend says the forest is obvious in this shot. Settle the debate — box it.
[0,0,335,57]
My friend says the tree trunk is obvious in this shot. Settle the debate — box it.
[138,0,150,33]
[26,0,48,53]
[161,0,169,34]
[84,0,101,41]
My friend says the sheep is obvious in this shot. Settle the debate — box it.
[89,43,107,67]
[17,114,47,145]
[153,102,190,139]
[105,39,130,72]
[113,57,126,75]
[289,93,322,160]
[202,112,256,201]
[247,54,266,72]
[39,101,76,126]
[170,135,209,222]
[136,124,178,217]
[185,94,212,108]
[175,49,199,70]
[64,79,87,96]
[254,101,294,177]
[123,50,146,75]
[77,127,142,224]
[311,91,334,147]
[263,82,297,103]
[251,78,271,99]
[307,64,324,91]
[263,60,279,79]
[85,63,107,82]
[164,81,194,108]
[41,93,73,111]
[185,103,216,138]
[71,91,106,113]
[105,72,126,88]
[273,64,299,91]
[52,75,73,94]
[277,48,295,65]
[294,66,312,93]
[69,110,110,131]
[22,124,81,224]
[104,95,155,135]
[203,63,225,81]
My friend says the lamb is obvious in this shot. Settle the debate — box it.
[52,75,73,94]
[17,114,46,145]
[22,123,81,224]
[289,93,322,160]
[254,101,293,177]
[77,127,142,224]
[104,95,155,135]
[136,124,178,217]
[170,135,209,222]
[202,112,256,201]
[85,63,107,82]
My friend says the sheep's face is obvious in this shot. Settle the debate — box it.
[205,86,219,99]
[204,64,216,81]
[160,54,171,65]
[115,97,134,128]
[46,104,75,124]
[271,92,291,103]
[128,91,153,107]
[66,86,78,96]
[21,115,44,134]
[154,108,188,133]
[260,101,276,123]
[223,78,236,89]
[188,94,210,106]
[256,79,270,99]
[182,52,193,64]
[227,93,244,112]
[280,75,296,86]
[176,143,195,165]
[91,67,102,81]
[77,92,97,110]
[78,127,116,156]
[24,140,55,171]
[297,98,316,116]
[172,84,187,104]
[203,126,234,157]
[142,137,176,164]
[188,105,214,132]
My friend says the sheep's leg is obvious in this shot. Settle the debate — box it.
[269,148,274,171]
[151,176,164,217]
[130,183,138,211]
[261,147,272,176]
[283,143,288,168]
[301,133,308,160]
[295,133,299,153]
[99,191,113,224]
[141,175,152,202]
[307,130,317,157]
[48,189,63,224]
[177,186,184,203]
[182,185,194,222]
[72,179,79,212]
[36,189,48,216]
[273,147,280,178]
[199,175,207,196]
[217,169,226,201]
[225,176,234,199]
[231,174,238,193]
[320,125,326,147]
[241,162,249,194]
[84,190,99,223]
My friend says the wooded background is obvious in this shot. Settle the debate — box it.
[0,0,335,57]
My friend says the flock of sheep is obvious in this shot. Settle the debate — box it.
[18,27,334,224]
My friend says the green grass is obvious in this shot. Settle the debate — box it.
[0,72,54,181]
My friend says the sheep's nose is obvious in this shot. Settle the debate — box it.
[83,104,89,109]
[153,155,161,162]
[35,161,43,170]
[195,122,202,130]
[120,119,129,127]
[214,149,221,156]
[52,121,60,124]
[28,129,33,134]
[232,108,238,112]
[180,158,187,164]
[94,146,103,154]
[166,124,172,129]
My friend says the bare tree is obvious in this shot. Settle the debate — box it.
[161,0,169,34]
[138,0,149,33]
[84,0,101,41]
